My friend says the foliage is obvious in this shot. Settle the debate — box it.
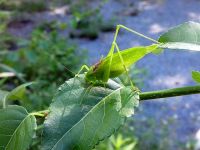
[0,11,16,51]
[3,28,83,81]
[0,105,36,150]
[95,117,138,150]
[0,82,34,108]
[1,26,86,111]
[95,134,138,150]
[1,22,200,149]
[43,75,139,149]
[0,0,47,12]
[0,84,37,150]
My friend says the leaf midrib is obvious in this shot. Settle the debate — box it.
[5,113,31,149]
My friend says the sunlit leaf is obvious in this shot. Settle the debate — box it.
[158,21,200,51]
[43,75,139,150]
[0,105,37,150]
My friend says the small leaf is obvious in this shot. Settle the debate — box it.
[158,21,200,51]
[43,75,139,150]
[0,105,37,150]
[192,71,200,83]
[7,82,36,101]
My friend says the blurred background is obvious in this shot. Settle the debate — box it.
[0,0,200,149]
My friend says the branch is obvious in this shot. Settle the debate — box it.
[139,85,200,100]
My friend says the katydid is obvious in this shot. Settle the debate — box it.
[76,25,160,86]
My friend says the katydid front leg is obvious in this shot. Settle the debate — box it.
[75,65,90,77]
[116,25,160,44]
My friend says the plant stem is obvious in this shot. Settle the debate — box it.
[30,109,49,117]
[139,85,200,100]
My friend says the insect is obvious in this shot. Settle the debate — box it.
[76,24,160,87]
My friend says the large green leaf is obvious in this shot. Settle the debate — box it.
[158,21,200,51]
[192,71,200,83]
[0,105,37,150]
[43,75,139,150]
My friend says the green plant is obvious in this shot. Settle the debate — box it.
[0,11,16,50]
[95,134,138,150]
[95,117,138,150]
[0,82,34,108]
[0,0,47,12]
[1,26,86,111]
[68,0,115,39]
[1,21,200,149]
[0,82,47,150]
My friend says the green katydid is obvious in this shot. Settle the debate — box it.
[76,25,160,87]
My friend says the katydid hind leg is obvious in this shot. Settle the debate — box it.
[103,25,121,82]
[114,42,135,88]
[116,24,159,44]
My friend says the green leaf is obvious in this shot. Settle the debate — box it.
[0,82,35,108]
[158,21,200,51]
[110,134,137,150]
[43,75,139,150]
[7,82,35,101]
[0,105,37,150]
[192,71,200,83]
